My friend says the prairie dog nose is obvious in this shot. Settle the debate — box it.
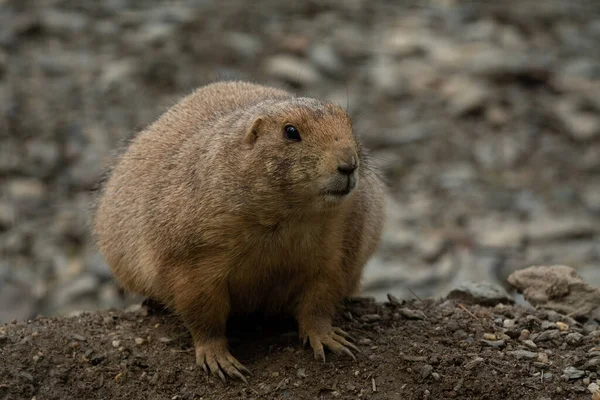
[337,156,358,175]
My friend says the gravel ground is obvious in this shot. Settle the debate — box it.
[1,296,599,399]
[1,0,600,322]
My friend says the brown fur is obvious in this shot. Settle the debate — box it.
[93,80,386,381]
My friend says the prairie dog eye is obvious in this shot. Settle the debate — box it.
[283,125,301,142]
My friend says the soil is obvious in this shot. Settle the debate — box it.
[1,297,599,400]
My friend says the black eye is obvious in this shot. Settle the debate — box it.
[284,125,301,142]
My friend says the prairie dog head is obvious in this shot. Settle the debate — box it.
[243,97,362,210]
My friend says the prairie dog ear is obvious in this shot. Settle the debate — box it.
[244,116,265,146]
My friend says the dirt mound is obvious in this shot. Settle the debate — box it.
[1,296,599,400]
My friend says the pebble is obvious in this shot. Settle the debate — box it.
[361,314,381,323]
[519,330,531,341]
[523,340,537,350]
[483,333,496,341]
[447,320,460,332]
[443,76,490,117]
[264,55,321,86]
[555,97,600,141]
[296,368,307,379]
[71,334,86,342]
[134,338,145,345]
[447,281,513,306]
[432,372,440,381]
[507,350,537,360]
[556,322,569,332]
[453,330,468,340]
[562,366,586,380]
[40,10,88,35]
[224,32,263,60]
[464,357,484,370]
[112,340,121,348]
[358,338,372,345]
[5,179,46,202]
[398,308,427,320]
[565,332,583,345]
[585,357,600,369]
[482,339,506,348]
[536,330,562,342]
[308,43,344,78]
[368,55,407,98]
[421,364,433,379]
[589,382,599,394]
[503,319,516,329]
[541,321,557,330]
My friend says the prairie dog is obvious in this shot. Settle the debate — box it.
[93,81,386,382]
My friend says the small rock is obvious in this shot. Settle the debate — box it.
[398,308,427,320]
[556,322,569,332]
[465,357,484,370]
[368,55,407,98]
[358,338,372,346]
[585,357,600,370]
[522,340,537,350]
[134,338,145,346]
[537,352,549,364]
[159,337,172,343]
[556,97,600,141]
[482,339,506,348]
[5,179,46,202]
[503,319,516,329]
[19,371,34,382]
[454,330,468,340]
[589,382,599,394]
[447,281,513,306]
[507,350,537,360]
[447,320,460,331]
[308,43,344,78]
[71,334,86,342]
[265,55,321,86]
[519,329,531,341]
[432,372,440,381]
[453,329,469,340]
[361,314,381,323]
[442,76,490,116]
[453,378,464,392]
[112,340,121,348]
[421,364,433,379]
[541,321,557,330]
[536,330,562,342]
[483,333,496,341]
[40,10,88,35]
[296,368,307,379]
[565,332,583,345]
[224,32,262,59]
[562,366,585,380]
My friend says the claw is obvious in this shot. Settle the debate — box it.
[333,327,356,342]
[195,338,251,384]
[305,326,358,363]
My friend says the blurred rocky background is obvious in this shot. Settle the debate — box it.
[0,0,599,323]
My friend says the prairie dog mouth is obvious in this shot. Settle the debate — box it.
[321,175,357,198]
